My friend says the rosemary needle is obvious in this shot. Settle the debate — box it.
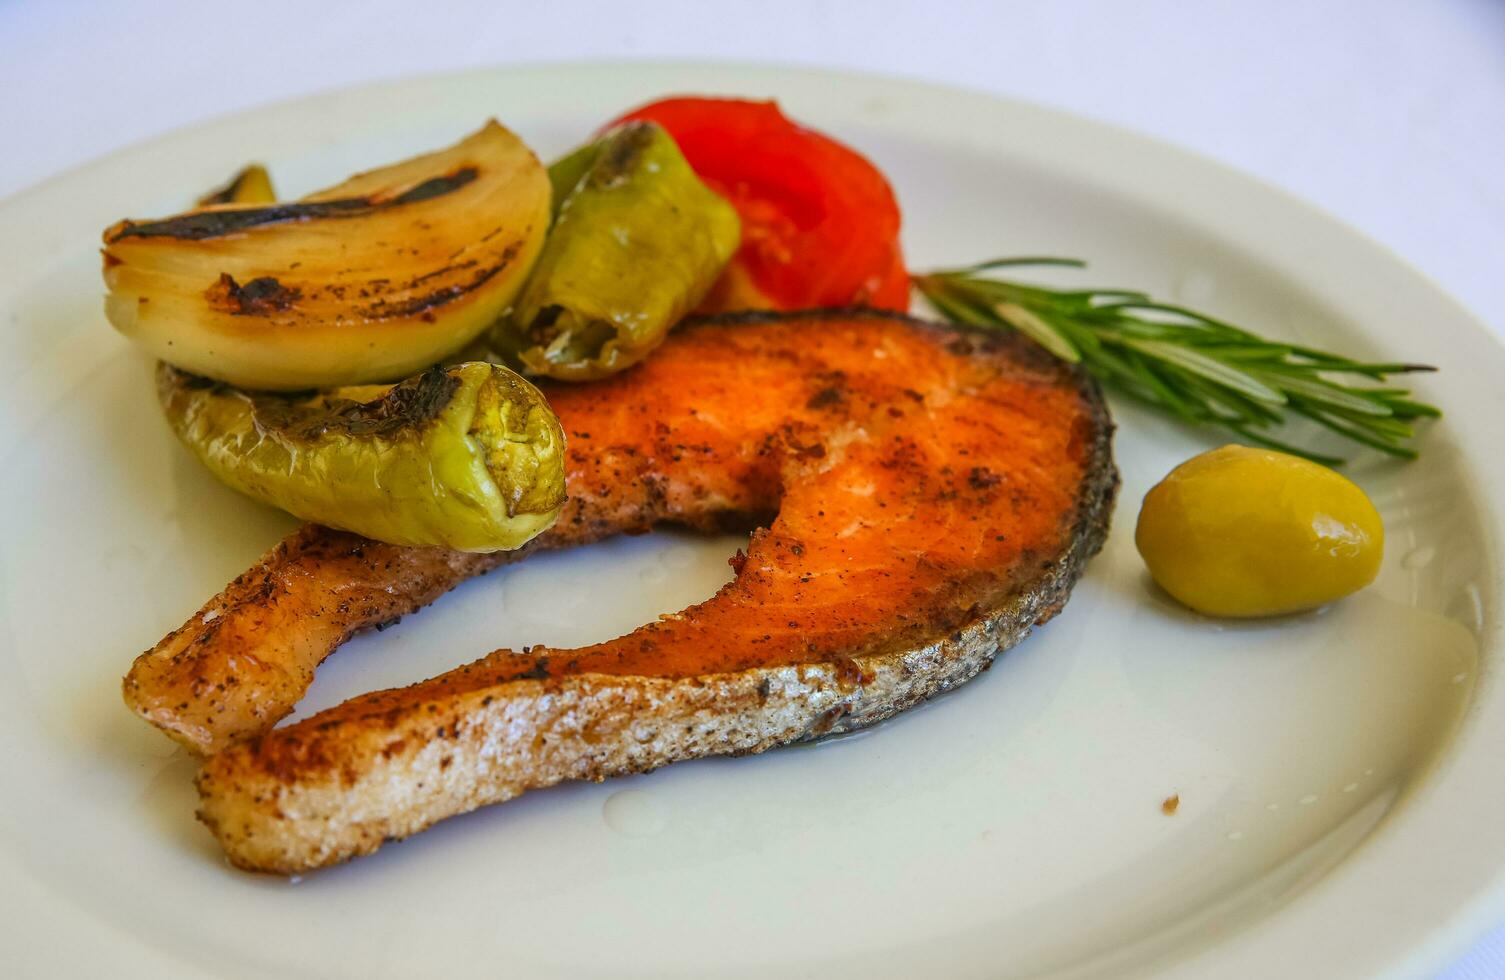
[912,258,1439,464]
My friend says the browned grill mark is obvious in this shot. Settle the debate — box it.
[161,363,462,441]
[356,243,519,320]
[205,273,302,316]
[105,167,480,242]
[594,122,655,186]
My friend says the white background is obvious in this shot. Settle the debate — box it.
[2,1,1501,975]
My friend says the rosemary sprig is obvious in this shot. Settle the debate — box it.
[912,258,1440,464]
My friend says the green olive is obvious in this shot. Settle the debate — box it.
[158,361,565,552]
[1135,444,1384,617]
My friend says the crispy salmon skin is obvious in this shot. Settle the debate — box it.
[180,310,1117,872]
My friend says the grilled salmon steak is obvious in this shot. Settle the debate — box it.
[138,311,1116,872]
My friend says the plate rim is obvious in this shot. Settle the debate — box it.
[1,59,1502,980]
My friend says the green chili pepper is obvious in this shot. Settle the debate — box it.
[158,361,566,552]
[497,121,740,380]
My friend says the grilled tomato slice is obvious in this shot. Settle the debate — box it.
[103,121,549,391]
[611,97,909,313]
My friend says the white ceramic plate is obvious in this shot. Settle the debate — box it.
[0,64,1500,980]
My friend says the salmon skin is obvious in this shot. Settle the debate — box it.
[132,310,1116,872]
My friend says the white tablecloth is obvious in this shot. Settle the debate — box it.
[2,1,1500,975]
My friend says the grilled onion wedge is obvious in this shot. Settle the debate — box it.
[158,361,566,552]
[104,121,550,391]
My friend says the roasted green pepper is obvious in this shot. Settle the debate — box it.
[544,141,596,223]
[196,164,277,206]
[497,121,740,380]
[158,362,566,552]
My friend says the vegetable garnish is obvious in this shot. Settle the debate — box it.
[103,121,550,391]
[914,259,1439,463]
[158,361,566,552]
[612,97,909,313]
[196,164,275,207]
[1136,445,1383,617]
[496,121,740,380]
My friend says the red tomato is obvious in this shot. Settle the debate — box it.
[612,97,909,313]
